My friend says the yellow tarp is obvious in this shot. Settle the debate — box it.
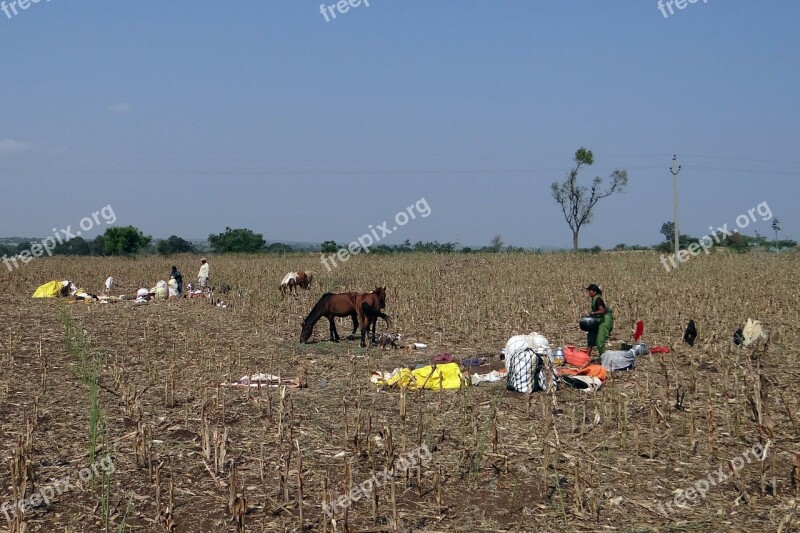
[33,280,63,299]
[377,363,466,391]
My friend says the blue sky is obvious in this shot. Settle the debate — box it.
[1,1,798,248]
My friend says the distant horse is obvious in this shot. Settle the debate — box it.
[280,271,314,297]
[355,287,390,348]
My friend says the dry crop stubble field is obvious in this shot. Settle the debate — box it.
[0,252,798,532]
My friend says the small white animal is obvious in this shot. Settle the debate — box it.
[377,333,402,350]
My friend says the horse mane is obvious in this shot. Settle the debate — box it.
[303,292,333,326]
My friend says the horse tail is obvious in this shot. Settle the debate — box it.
[361,302,391,328]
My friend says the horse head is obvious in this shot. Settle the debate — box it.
[375,286,387,309]
[300,320,312,343]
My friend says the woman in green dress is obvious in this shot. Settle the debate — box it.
[585,283,613,357]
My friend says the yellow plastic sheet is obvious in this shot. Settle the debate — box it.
[32,280,64,298]
[377,362,466,391]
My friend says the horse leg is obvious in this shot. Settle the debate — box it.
[357,307,368,348]
[350,312,359,335]
[360,323,368,348]
[328,317,340,342]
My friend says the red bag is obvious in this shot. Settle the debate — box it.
[564,345,590,368]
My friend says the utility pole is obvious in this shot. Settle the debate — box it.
[670,155,682,254]
[772,218,781,252]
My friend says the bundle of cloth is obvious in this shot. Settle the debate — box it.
[600,343,649,372]
[502,332,558,393]
[150,280,169,301]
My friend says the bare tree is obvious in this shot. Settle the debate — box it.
[551,148,629,252]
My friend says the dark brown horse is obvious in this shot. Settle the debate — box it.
[356,287,390,347]
[300,288,389,345]
[300,292,359,343]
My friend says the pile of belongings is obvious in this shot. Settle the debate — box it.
[168,278,179,298]
[559,365,608,392]
[33,280,105,301]
[222,373,304,389]
[734,318,768,348]
[471,368,507,385]
[72,288,99,301]
[135,288,151,304]
[502,332,558,393]
[134,281,171,304]
[600,343,649,372]
[371,362,466,391]
[186,283,207,298]
[33,280,76,298]
[151,280,169,301]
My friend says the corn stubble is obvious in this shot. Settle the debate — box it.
[0,251,797,531]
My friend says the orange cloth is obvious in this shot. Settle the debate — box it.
[558,364,607,383]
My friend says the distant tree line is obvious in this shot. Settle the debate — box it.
[653,221,797,253]
[1,223,795,260]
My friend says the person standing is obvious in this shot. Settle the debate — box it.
[197,258,210,290]
[585,283,613,357]
[170,266,183,295]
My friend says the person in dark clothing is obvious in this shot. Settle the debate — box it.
[170,266,184,295]
[683,320,697,347]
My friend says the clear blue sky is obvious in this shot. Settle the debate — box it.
[1,1,798,248]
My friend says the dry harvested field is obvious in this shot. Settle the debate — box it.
[0,252,798,532]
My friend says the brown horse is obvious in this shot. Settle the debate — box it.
[300,292,359,343]
[355,287,390,348]
[300,287,389,345]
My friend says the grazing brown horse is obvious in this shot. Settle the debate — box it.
[355,287,390,348]
[300,287,389,345]
[300,292,359,343]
